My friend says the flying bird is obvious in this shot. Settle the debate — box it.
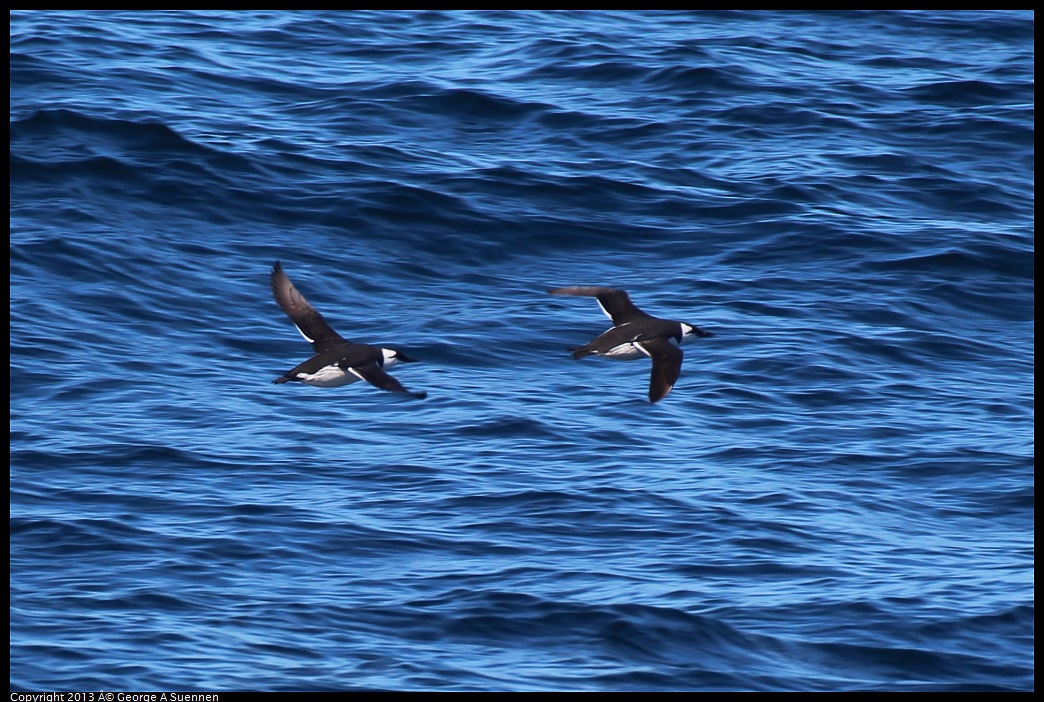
[548,286,713,403]
[270,261,425,398]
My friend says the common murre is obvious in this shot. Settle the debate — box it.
[270,261,425,398]
[548,286,713,403]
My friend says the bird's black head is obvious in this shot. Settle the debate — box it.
[681,322,714,339]
[392,350,419,363]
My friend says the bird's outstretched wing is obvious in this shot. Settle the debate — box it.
[637,337,684,403]
[548,286,650,325]
[350,362,427,398]
[271,261,349,353]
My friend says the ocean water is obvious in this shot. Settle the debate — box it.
[9,10,1033,692]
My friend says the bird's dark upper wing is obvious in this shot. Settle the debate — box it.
[271,261,349,353]
[637,337,684,403]
[349,362,426,398]
[548,286,649,325]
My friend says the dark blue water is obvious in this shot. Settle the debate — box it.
[10,10,1033,692]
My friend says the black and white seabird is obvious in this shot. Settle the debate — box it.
[270,261,425,398]
[548,286,713,403]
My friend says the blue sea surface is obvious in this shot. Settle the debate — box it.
[10,10,1034,691]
